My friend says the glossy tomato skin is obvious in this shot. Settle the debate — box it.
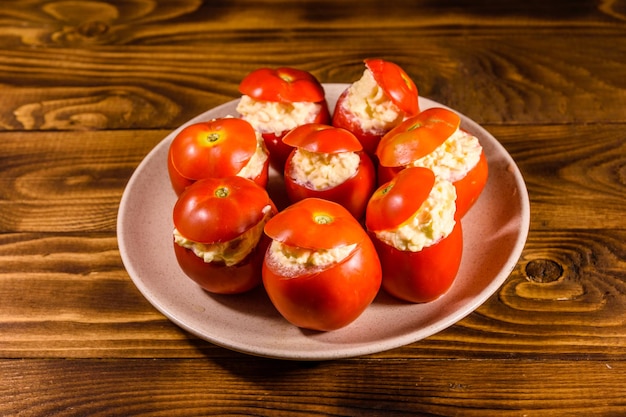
[375,110,488,218]
[167,151,195,196]
[454,150,488,217]
[261,100,331,173]
[168,149,270,197]
[283,150,376,220]
[365,167,462,303]
[377,149,488,218]
[331,59,419,159]
[364,59,419,116]
[239,67,327,103]
[167,119,269,196]
[332,89,384,159]
[173,235,271,294]
[238,67,331,173]
[376,164,402,187]
[262,238,381,331]
[262,198,382,331]
[172,176,277,294]
[370,217,463,303]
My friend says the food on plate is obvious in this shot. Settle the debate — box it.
[167,117,269,196]
[163,60,492,323]
[332,58,419,159]
[365,167,462,303]
[262,198,382,331]
[237,67,331,172]
[282,123,376,220]
[172,176,277,294]
[376,107,488,218]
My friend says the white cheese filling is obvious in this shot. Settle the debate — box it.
[236,95,322,135]
[343,69,403,132]
[266,240,357,277]
[237,129,269,180]
[408,128,482,183]
[173,205,273,267]
[288,149,360,190]
[375,178,456,252]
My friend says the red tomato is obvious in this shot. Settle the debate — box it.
[238,67,331,172]
[172,176,277,294]
[332,59,419,158]
[369,218,463,303]
[365,167,435,232]
[331,89,384,159]
[259,104,330,173]
[173,240,270,295]
[282,124,376,220]
[376,108,488,217]
[364,58,419,116]
[263,198,382,331]
[376,107,460,169]
[366,167,462,303]
[239,67,327,103]
[453,150,488,217]
[167,118,269,196]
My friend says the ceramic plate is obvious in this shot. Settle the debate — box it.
[117,83,530,360]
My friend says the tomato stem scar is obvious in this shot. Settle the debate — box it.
[207,132,221,143]
[278,72,294,83]
[314,214,333,224]
[215,187,229,198]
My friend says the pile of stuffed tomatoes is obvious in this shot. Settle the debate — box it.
[167,59,489,331]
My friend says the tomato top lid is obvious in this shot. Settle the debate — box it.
[282,123,363,153]
[173,176,274,243]
[365,167,436,232]
[364,58,419,116]
[168,118,258,181]
[238,67,326,103]
[264,198,367,250]
[376,107,461,168]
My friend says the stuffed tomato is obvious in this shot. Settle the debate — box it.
[376,107,488,218]
[172,176,277,294]
[282,123,376,220]
[365,167,462,303]
[236,67,331,172]
[332,59,419,159]
[167,117,270,196]
[262,198,381,331]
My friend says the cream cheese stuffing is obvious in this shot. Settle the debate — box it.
[343,69,403,132]
[173,205,273,267]
[237,95,322,135]
[265,240,358,277]
[408,128,482,183]
[288,149,360,190]
[375,177,457,252]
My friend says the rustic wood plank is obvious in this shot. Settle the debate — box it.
[1,32,624,129]
[1,0,624,415]
[0,129,165,233]
[499,123,626,230]
[1,358,626,416]
[1,0,624,47]
[1,229,624,359]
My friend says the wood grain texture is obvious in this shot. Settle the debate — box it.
[1,0,625,415]
[1,229,624,359]
[2,358,626,416]
[1,35,625,129]
[0,2,625,130]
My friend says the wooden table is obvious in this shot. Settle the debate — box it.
[1,1,625,415]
